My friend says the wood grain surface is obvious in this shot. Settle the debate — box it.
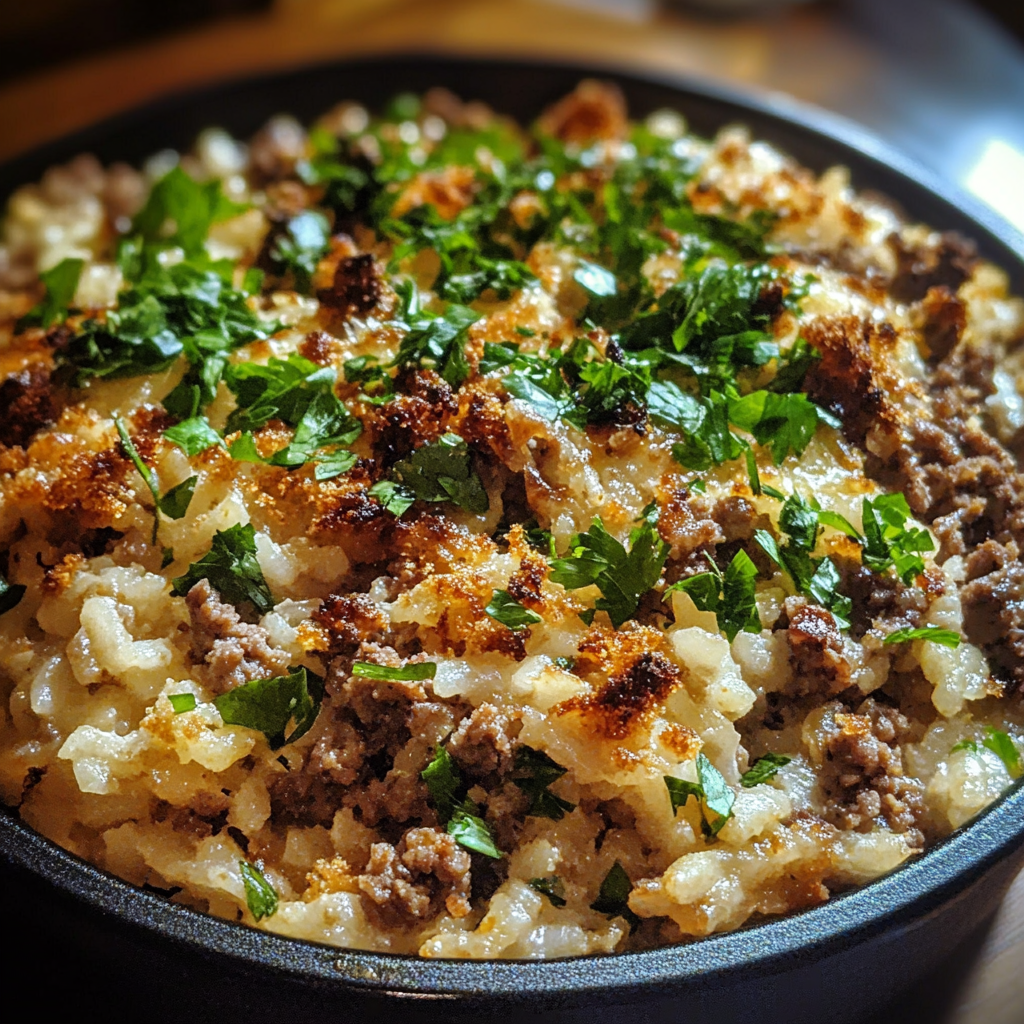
[0,2,1021,1020]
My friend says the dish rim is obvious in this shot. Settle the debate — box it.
[1,50,1023,1002]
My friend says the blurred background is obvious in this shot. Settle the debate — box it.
[0,2,1022,1021]
[1,0,1023,236]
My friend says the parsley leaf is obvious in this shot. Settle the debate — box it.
[17,257,84,330]
[115,416,163,544]
[954,727,1022,779]
[0,574,26,615]
[239,859,279,922]
[132,165,243,254]
[884,626,961,648]
[367,480,417,517]
[740,753,792,788]
[861,493,934,584]
[158,475,198,520]
[665,753,735,837]
[163,416,224,455]
[511,746,576,820]
[384,433,489,514]
[590,861,640,931]
[529,875,567,908]
[268,210,330,293]
[168,693,197,714]
[549,514,668,628]
[171,523,274,613]
[390,298,480,389]
[448,802,503,858]
[666,550,760,642]
[214,666,324,749]
[727,390,829,466]
[421,743,504,857]
[754,493,852,628]
[351,661,437,681]
[224,354,362,477]
[486,590,542,630]
[422,745,462,823]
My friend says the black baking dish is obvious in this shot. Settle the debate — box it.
[1,54,1023,1024]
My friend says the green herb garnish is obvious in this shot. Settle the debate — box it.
[213,666,324,749]
[351,661,437,682]
[666,550,760,642]
[549,514,668,629]
[740,753,792,788]
[665,753,735,837]
[529,875,567,907]
[486,590,542,631]
[884,626,961,648]
[168,693,197,714]
[953,727,1022,779]
[590,861,640,931]
[511,746,576,821]
[17,257,84,330]
[171,523,274,613]
[239,859,279,921]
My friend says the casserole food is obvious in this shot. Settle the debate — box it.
[1,75,1023,963]
[0,60,1022,1021]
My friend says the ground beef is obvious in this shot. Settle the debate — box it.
[184,579,291,694]
[657,487,724,573]
[447,703,519,780]
[0,367,56,448]
[370,369,456,468]
[357,826,471,927]
[841,562,930,640]
[783,598,851,697]
[317,252,382,317]
[710,495,767,543]
[917,285,967,362]
[887,231,977,304]
[818,698,925,849]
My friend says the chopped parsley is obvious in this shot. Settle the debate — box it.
[372,433,488,516]
[420,744,503,858]
[665,753,735,837]
[351,661,437,681]
[740,753,792,788]
[114,416,164,545]
[884,626,961,648]
[511,746,576,821]
[529,875,567,908]
[447,804,503,858]
[0,574,26,615]
[485,590,542,631]
[268,210,330,293]
[589,861,640,932]
[421,744,462,823]
[952,727,1022,779]
[213,666,324,749]
[239,859,279,921]
[159,475,198,520]
[224,353,362,479]
[549,513,668,629]
[163,415,224,456]
[17,257,84,330]
[666,550,760,642]
[754,493,852,628]
[167,693,197,714]
[860,493,934,584]
[389,288,479,389]
[170,523,274,613]
[55,167,271,404]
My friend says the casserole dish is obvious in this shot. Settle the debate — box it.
[1,53,1023,1022]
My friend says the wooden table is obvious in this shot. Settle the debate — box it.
[1,1,1022,1020]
